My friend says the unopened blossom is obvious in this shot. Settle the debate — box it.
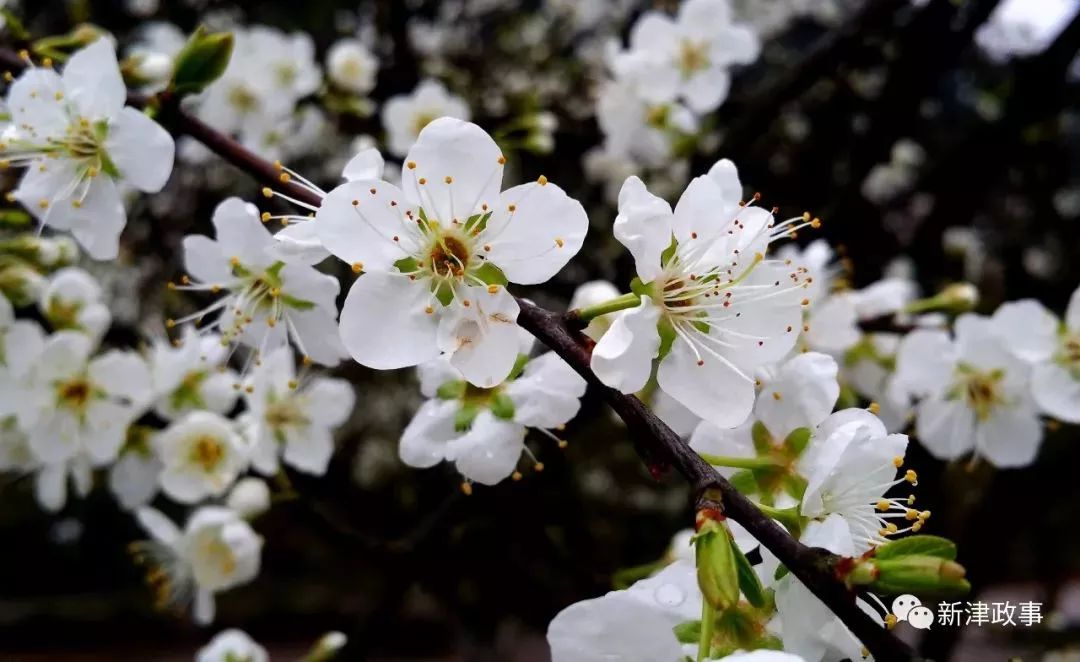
[196,629,269,662]
[896,313,1042,467]
[156,411,247,503]
[326,38,378,95]
[4,39,175,259]
[15,331,151,466]
[990,286,1080,424]
[316,118,588,386]
[178,197,346,366]
[133,506,263,624]
[38,267,111,342]
[226,477,271,519]
[381,79,470,157]
[243,346,355,476]
[591,160,812,427]
[148,327,239,421]
[612,0,760,113]
[401,344,586,486]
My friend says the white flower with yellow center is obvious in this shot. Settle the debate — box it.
[896,313,1042,467]
[381,80,470,157]
[0,294,45,418]
[132,506,262,624]
[3,39,175,259]
[612,0,760,114]
[990,286,1080,424]
[243,346,355,476]
[315,117,588,387]
[37,266,111,342]
[156,410,247,503]
[588,160,814,427]
[326,38,378,95]
[176,197,346,366]
[148,327,239,421]
[196,629,269,662]
[15,331,151,467]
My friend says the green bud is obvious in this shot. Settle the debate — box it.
[0,263,45,306]
[435,380,467,400]
[731,537,766,608]
[851,556,970,598]
[302,631,347,662]
[489,392,516,420]
[904,282,979,315]
[694,517,740,611]
[171,26,235,96]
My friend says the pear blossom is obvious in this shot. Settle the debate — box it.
[326,38,379,95]
[243,346,355,476]
[591,161,813,427]
[990,287,1080,424]
[612,0,760,113]
[316,117,588,386]
[895,313,1043,467]
[37,267,111,341]
[15,331,151,467]
[132,506,263,624]
[177,197,346,366]
[156,411,247,503]
[381,79,470,157]
[3,39,175,259]
[196,629,269,662]
[148,327,239,421]
[400,347,586,485]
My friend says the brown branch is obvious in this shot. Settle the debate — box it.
[0,47,916,661]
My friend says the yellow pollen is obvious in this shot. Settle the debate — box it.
[229,256,241,267]
[406,161,416,169]
[876,499,890,511]
[868,402,881,415]
[261,187,273,198]
[351,262,364,273]
[460,481,473,495]
[554,237,564,248]
[905,509,918,520]
[444,176,453,184]
[71,200,82,208]
[511,471,522,481]
[557,439,568,449]
[801,298,810,306]
[288,380,298,390]
[885,614,898,630]
[279,173,291,183]
[811,217,822,229]
[38,199,49,209]
[261,212,271,222]
[302,355,313,366]
[537,175,548,185]
[424,306,434,314]
[534,462,545,472]
[54,91,63,101]
[418,177,427,185]
[497,156,506,165]
[487,285,499,294]
[892,456,904,468]
[508,204,516,212]
[919,510,931,520]
[772,391,782,401]
[905,470,918,483]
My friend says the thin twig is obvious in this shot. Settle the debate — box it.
[0,46,917,661]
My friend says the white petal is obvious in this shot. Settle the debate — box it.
[283,425,335,475]
[480,181,588,285]
[315,179,420,272]
[852,277,917,319]
[8,68,68,139]
[338,271,440,370]
[271,221,331,264]
[895,328,955,398]
[1065,285,1080,331]
[504,352,586,428]
[183,235,231,284]
[680,66,731,114]
[805,293,861,352]
[1031,362,1080,423]
[89,350,152,404]
[610,176,673,283]
[304,378,355,427]
[210,198,275,269]
[590,297,661,393]
[342,147,385,181]
[83,400,134,464]
[105,106,175,192]
[399,399,458,469]
[657,335,755,428]
[440,285,521,388]
[136,506,182,545]
[547,592,683,662]
[991,299,1058,363]
[690,420,754,476]
[35,464,68,512]
[802,513,857,557]
[975,406,1042,468]
[193,589,216,625]
[287,307,347,366]
[401,118,504,225]
[62,40,126,119]
[755,352,839,439]
[914,397,976,461]
[447,412,525,484]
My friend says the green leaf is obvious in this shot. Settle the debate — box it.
[875,535,957,561]
[730,538,766,608]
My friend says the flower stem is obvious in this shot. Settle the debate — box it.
[697,599,716,662]
[571,292,642,322]
[698,453,785,470]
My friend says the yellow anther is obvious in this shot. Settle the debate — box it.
[801,298,810,306]
[497,155,506,165]
[418,177,427,185]
[905,469,918,483]
[165,319,176,328]
[38,199,49,209]
[508,204,517,212]
[71,200,82,209]
[288,380,298,390]
[554,237,564,248]
[876,499,890,511]
[261,212,271,222]
[406,161,416,169]
[534,462,545,472]
[245,385,254,393]
[905,509,918,520]
[557,439,568,449]
[511,471,522,481]
[919,510,931,520]
[911,521,924,532]
[302,355,313,366]
[351,262,364,273]
[460,481,473,495]
[261,187,273,198]
[811,217,822,229]
[884,614,898,630]
[229,256,241,267]
[868,402,881,415]
[444,176,453,184]
[487,284,499,294]
[54,91,63,101]
[537,174,548,185]
[772,391,782,401]
[424,306,434,314]
[892,456,904,468]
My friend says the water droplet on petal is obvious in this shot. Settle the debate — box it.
[654,583,685,607]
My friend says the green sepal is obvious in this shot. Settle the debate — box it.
[629,276,651,298]
[454,404,480,432]
[659,235,678,266]
[464,211,493,235]
[731,538,766,608]
[783,427,811,456]
[435,380,467,400]
[673,619,701,644]
[656,318,677,362]
[473,261,508,287]
[490,392,516,420]
[729,470,759,495]
[280,294,316,311]
[433,281,454,306]
[394,256,420,274]
[874,535,957,561]
[750,421,773,454]
[507,353,530,381]
[773,564,789,582]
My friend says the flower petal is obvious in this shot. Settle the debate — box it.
[755,352,839,439]
[446,411,525,485]
[657,334,755,428]
[991,299,1058,363]
[315,179,420,272]
[62,39,127,120]
[136,506,182,545]
[105,106,175,192]
[975,406,1043,468]
[399,399,458,469]
[914,397,976,461]
[8,68,68,139]
[439,285,521,388]
[590,297,661,394]
[610,176,673,283]
[1031,362,1080,423]
[338,271,440,370]
[342,147,385,181]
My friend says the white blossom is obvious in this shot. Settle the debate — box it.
[196,629,269,662]
[156,411,247,503]
[327,38,379,95]
[381,79,470,157]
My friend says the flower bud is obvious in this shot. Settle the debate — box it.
[123,51,174,86]
[849,555,970,598]
[226,478,271,519]
[303,631,347,661]
[0,263,46,306]
[171,26,235,96]
[904,282,979,315]
[694,514,740,611]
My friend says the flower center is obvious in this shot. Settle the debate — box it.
[412,112,438,138]
[274,63,298,87]
[189,435,225,472]
[57,377,94,412]
[428,235,471,278]
[264,398,308,430]
[953,364,1007,421]
[677,39,710,77]
[1058,332,1080,374]
[228,85,259,113]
